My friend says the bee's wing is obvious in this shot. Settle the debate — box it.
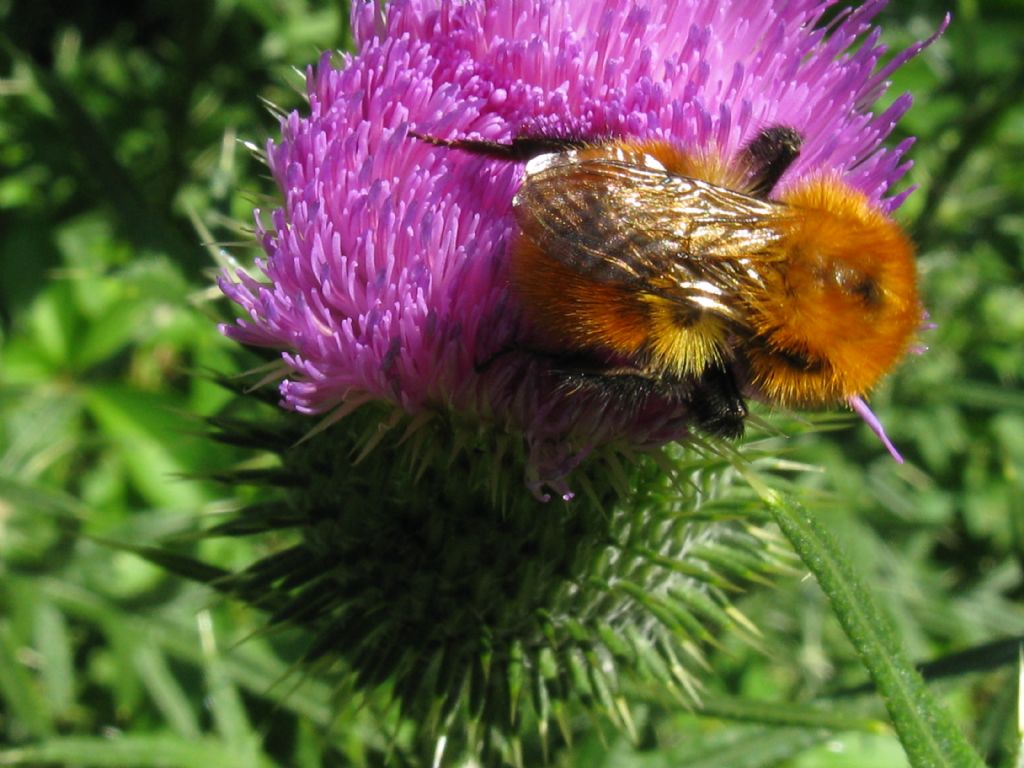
[514,151,786,318]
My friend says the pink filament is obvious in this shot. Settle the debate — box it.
[848,395,903,463]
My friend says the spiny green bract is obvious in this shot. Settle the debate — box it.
[193,397,788,765]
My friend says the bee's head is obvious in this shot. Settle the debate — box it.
[744,177,920,409]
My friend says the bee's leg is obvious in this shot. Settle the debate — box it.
[741,125,802,198]
[409,130,584,162]
[686,364,747,439]
[475,339,749,438]
[549,359,748,439]
[552,367,666,417]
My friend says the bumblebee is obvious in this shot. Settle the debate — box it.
[414,126,919,448]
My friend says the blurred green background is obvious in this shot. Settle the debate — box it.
[1,0,1022,765]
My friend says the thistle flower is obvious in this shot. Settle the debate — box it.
[210,0,942,762]
[221,0,941,496]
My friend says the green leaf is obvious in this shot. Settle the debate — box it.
[10,45,200,266]
[83,385,211,509]
[196,611,261,757]
[642,725,831,768]
[132,645,201,740]
[0,735,276,768]
[23,280,78,371]
[0,622,55,739]
[32,602,74,720]
[27,574,335,725]
[695,693,884,733]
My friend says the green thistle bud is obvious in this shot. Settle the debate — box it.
[201,397,785,764]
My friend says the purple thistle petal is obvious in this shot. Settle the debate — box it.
[849,395,904,464]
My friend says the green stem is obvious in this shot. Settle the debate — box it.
[743,473,985,768]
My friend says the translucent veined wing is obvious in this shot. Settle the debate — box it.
[513,145,788,322]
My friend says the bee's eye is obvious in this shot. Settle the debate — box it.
[840,269,882,309]
[851,276,880,307]
[818,261,883,310]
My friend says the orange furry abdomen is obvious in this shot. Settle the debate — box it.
[511,237,651,360]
